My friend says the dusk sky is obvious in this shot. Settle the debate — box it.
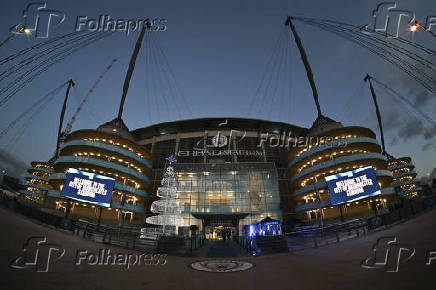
[0,0,434,177]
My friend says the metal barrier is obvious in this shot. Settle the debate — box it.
[2,190,436,255]
[285,219,368,251]
[237,236,256,255]
[72,220,158,251]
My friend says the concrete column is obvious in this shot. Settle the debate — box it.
[233,137,237,163]
[258,131,267,162]
[175,133,180,154]
[203,131,208,163]
[151,136,156,154]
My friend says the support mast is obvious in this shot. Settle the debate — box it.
[364,74,386,154]
[55,79,74,158]
[117,20,150,120]
[285,16,322,117]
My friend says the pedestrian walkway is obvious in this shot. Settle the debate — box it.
[193,240,250,257]
[206,241,236,257]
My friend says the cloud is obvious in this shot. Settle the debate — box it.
[397,118,424,138]
[421,142,435,151]
[0,149,27,177]
[413,89,432,108]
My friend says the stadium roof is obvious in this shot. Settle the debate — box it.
[131,117,308,140]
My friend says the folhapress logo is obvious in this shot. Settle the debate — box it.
[10,237,65,272]
[361,237,415,272]
[10,2,65,38]
[193,119,247,150]
[361,2,436,37]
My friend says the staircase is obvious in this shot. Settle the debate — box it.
[254,235,289,255]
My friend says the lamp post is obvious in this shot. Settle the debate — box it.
[409,21,436,37]
[0,26,32,48]
[0,169,6,188]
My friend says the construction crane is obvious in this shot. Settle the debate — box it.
[56,59,117,156]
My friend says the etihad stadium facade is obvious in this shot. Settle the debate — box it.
[17,116,419,235]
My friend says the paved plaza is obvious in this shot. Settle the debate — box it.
[0,206,435,290]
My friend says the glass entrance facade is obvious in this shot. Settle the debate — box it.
[175,162,282,235]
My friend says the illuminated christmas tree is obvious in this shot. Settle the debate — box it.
[146,155,184,236]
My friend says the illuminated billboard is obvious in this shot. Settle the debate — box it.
[325,166,380,206]
[61,168,115,207]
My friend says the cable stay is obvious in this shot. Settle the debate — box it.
[0,31,100,82]
[0,31,114,109]
[140,32,192,124]
[303,21,436,90]
[0,30,86,66]
[247,28,293,121]
[4,89,58,150]
[0,81,68,140]
[151,33,193,119]
[369,75,435,125]
[290,16,436,94]
[61,59,117,141]
[292,16,436,56]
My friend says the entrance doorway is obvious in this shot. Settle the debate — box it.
[205,225,235,240]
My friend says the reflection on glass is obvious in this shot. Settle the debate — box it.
[174,162,281,236]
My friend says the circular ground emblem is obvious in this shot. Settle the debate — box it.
[189,260,254,273]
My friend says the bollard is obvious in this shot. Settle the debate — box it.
[335,232,340,243]
[82,224,88,239]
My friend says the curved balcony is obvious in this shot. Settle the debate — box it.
[380,186,396,196]
[295,199,331,212]
[292,180,327,197]
[49,172,149,197]
[55,156,151,184]
[24,173,49,182]
[62,140,152,169]
[28,167,53,174]
[22,181,51,192]
[18,190,43,198]
[388,162,414,171]
[394,178,419,189]
[398,187,420,196]
[111,201,146,213]
[47,190,61,197]
[288,137,380,168]
[392,170,417,179]
[289,152,388,184]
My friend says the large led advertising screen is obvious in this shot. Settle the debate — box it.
[325,166,381,206]
[61,168,115,207]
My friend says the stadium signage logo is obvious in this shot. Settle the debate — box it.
[176,149,263,157]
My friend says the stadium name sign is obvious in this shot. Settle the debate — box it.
[176,150,263,157]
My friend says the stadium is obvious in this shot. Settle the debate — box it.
[10,17,422,237]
